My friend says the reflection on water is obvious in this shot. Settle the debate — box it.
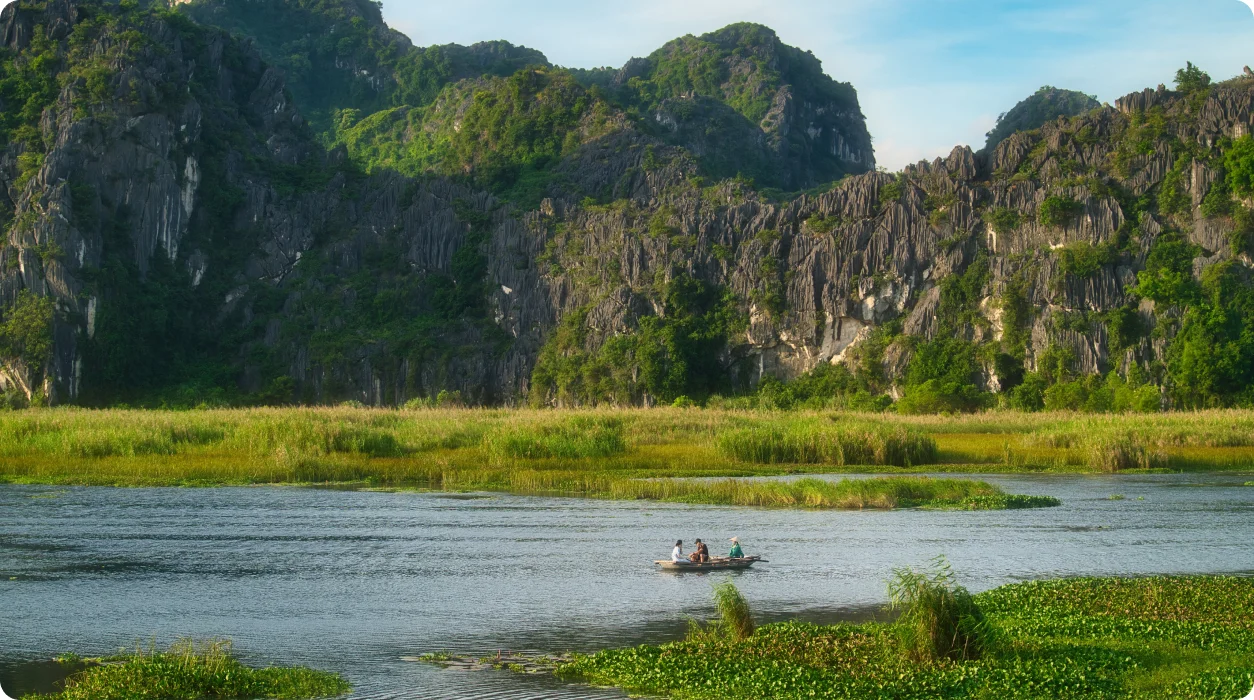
[1,474,1252,698]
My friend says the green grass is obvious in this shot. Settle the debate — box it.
[557,575,1254,699]
[0,408,1251,503]
[716,422,938,466]
[565,476,1051,510]
[20,639,349,700]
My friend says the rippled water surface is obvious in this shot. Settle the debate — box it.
[2,474,1253,698]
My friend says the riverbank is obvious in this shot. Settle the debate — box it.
[14,640,349,700]
[1,408,1251,493]
[557,575,1254,699]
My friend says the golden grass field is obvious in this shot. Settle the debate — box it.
[0,408,1249,507]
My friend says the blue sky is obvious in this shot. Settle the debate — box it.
[384,0,1254,170]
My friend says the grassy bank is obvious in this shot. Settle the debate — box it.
[558,574,1254,699]
[19,640,349,700]
[0,408,1251,494]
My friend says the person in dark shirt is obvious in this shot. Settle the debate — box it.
[690,538,710,563]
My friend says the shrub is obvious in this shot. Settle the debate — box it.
[1174,61,1211,93]
[880,179,904,204]
[0,290,55,372]
[984,207,1021,231]
[1039,195,1084,228]
[896,379,988,415]
[1009,373,1048,411]
[1225,135,1254,198]
[1043,381,1087,411]
[1055,241,1116,278]
[888,556,989,662]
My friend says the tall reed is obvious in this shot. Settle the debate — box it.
[713,580,756,641]
[481,416,626,460]
[888,556,990,662]
[1088,435,1168,472]
[716,422,938,466]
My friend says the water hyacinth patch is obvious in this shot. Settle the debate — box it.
[558,575,1254,699]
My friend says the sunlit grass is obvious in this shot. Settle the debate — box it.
[1,408,1252,496]
[20,639,348,700]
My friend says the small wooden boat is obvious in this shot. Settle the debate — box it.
[654,556,765,571]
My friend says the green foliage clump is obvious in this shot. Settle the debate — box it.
[983,207,1021,232]
[1055,241,1117,278]
[1166,261,1254,408]
[0,290,54,374]
[898,336,987,415]
[983,86,1100,153]
[1133,233,1200,306]
[1158,155,1193,217]
[530,274,748,406]
[748,364,890,411]
[1201,176,1233,218]
[23,639,350,700]
[1105,304,1146,354]
[805,213,842,235]
[1038,195,1084,228]
[879,179,904,204]
[1174,61,1212,94]
[1224,135,1254,198]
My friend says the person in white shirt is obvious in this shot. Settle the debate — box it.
[671,540,688,563]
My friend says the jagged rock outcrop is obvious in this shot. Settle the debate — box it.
[2,0,1252,408]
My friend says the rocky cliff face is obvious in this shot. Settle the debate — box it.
[0,0,1249,408]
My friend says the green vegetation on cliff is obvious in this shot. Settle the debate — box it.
[336,67,614,200]
[530,273,748,406]
[179,0,547,135]
[982,86,1100,153]
[3,0,1254,418]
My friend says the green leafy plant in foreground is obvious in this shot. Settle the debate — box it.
[21,639,349,700]
[559,574,1254,699]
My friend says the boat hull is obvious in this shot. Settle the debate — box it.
[654,557,762,571]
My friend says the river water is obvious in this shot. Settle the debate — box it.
[2,474,1253,699]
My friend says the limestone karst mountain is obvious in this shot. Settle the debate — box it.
[1,0,1252,412]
